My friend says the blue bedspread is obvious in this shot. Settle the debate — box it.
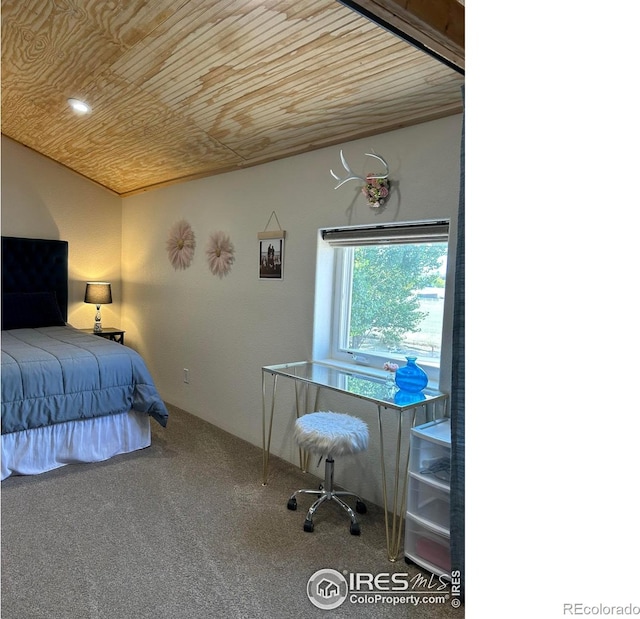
[1,327,169,434]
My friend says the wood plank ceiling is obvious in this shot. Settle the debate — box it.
[1,0,464,197]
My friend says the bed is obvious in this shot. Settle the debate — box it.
[1,236,169,480]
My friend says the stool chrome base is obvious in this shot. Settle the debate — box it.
[287,455,367,535]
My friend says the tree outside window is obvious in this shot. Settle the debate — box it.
[345,242,447,364]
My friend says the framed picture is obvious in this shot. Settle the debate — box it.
[258,231,285,280]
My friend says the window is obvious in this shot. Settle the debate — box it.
[313,221,450,387]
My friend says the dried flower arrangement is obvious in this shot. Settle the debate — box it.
[166,219,196,270]
[362,176,391,208]
[206,231,235,277]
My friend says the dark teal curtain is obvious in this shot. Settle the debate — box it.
[450,84,465,596]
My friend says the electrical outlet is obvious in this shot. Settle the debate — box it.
[183,368,189,384]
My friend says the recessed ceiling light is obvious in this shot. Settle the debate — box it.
[67,98,91,114]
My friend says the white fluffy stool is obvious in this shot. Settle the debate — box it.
[287,411,369,535]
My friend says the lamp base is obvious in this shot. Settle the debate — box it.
[93,305,102,332]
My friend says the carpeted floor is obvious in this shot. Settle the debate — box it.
[1,404,464,618]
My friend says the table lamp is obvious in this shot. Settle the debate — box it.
[84,282,112,333]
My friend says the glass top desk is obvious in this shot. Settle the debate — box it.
[261,361,448,561]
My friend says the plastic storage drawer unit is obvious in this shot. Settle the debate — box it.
[405,514,451,573]
[405,419,451,578]
[407,475,450,535]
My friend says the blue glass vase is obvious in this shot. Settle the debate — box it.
[394,356,428,393]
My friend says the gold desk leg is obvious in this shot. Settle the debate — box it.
[262,372,278,485]
[377,405,417,562]
[306,386,320,471]
[297,383,319,472]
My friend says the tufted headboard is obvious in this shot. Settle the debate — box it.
[1,236,69,322]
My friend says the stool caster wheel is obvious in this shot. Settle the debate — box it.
[350,522,361,536]
[287,498,297,511]
[303,519,314,533]
[355,500,367,514]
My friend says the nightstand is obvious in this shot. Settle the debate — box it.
[79,328,126,345]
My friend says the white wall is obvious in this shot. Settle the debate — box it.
[121,116,462,506]
[1,116,461,506]
[1,136,123,328]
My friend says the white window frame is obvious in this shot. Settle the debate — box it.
[312,220,450,389]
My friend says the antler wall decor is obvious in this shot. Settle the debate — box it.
[330,150,391,208]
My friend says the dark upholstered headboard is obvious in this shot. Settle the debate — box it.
[1,236,69,321]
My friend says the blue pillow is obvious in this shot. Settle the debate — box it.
[2,292,66,330]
